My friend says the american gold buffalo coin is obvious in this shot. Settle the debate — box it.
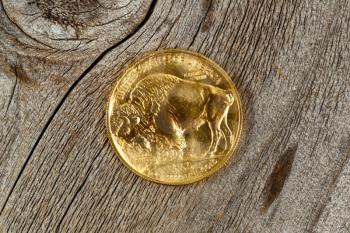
[106,49,242,185]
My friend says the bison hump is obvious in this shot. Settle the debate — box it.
[128,73,180,111]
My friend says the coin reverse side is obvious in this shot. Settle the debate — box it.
[106,49,242,185]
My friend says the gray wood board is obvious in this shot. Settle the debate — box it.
[0,0,349,232]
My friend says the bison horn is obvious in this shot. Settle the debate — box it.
[131,116,140,125]
[120,116,130,124]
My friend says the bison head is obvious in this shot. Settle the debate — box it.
[114,103,141,138]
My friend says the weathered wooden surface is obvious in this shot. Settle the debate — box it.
[0,0,349,232]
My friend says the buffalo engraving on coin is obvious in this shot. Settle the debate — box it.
[107,49,243,184]
[112,73,235,167]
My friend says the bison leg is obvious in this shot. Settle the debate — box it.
[207,122,214,155]
[207,121,222,156]
[221,112,232,151]
[155,109,186,151]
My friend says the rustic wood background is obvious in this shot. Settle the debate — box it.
[1,0,349,232]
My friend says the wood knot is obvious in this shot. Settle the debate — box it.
[2,0,154,55]
[35,0,100,28]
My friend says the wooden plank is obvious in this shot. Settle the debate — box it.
[0,0,349,232]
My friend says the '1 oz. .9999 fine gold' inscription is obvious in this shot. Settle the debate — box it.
[106,49,242,185]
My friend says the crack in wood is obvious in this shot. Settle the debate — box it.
[0,0,158,217]
[5,66,17,115]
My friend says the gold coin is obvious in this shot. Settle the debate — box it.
[106,49,242,185]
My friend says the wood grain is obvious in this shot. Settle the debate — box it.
[0,0,349,232]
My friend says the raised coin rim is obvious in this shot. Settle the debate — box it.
[106,48,243,185]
